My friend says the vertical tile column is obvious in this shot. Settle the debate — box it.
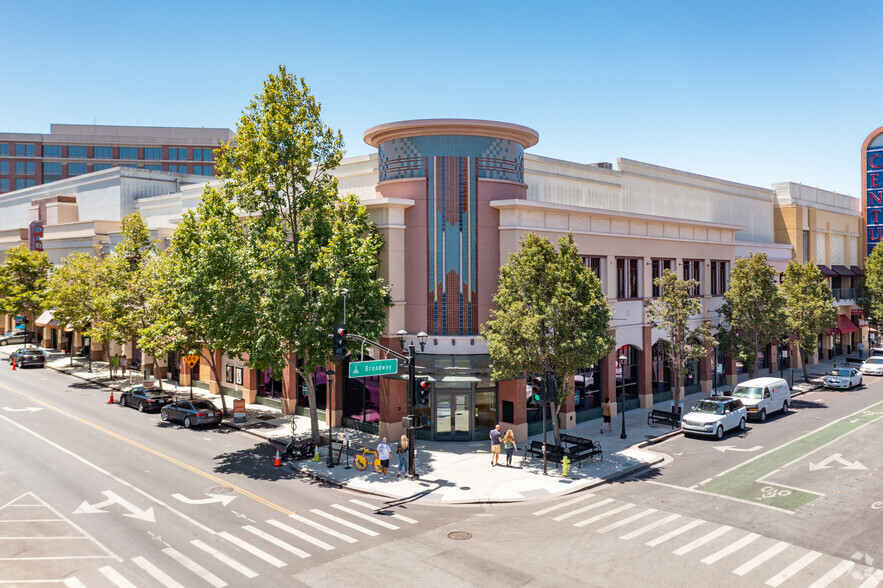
[639,326,653,408]
[558,375,577,430]
[280,356,298,415]
[499,377,527,441]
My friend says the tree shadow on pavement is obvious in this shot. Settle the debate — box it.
[67,380,106,390]
[213,441,311,482]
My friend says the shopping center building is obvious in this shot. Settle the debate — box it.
[0,119,866,442]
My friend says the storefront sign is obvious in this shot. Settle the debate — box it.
[867,142,883,255]
[349,359,398,378]
[28,220,44,252]
[852,308,865,316]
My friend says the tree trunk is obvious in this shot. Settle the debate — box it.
[802,352,809,383]
[551,401,561,445]
[293,350,320,445]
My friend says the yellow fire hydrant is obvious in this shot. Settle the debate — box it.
[561,455,571,477]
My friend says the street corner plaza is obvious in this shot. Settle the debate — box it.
[696,401,883,512]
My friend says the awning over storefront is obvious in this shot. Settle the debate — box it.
[831,265,856,277]
[829,314,859,335]
[33,309,73,331]
[850,266,864,277]
[817,265,837,277]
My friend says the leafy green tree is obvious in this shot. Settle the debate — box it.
[717,252,786,378]
[482,233,614,444]
[217,67,391,442]
[864,245,883,329]
[0,244,52,340]
[780,260,837,382]
[645,270,713,410]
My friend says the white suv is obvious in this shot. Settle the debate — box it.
[682,397,747,440]
[861,356,883,376]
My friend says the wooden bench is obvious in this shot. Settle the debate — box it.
[647,407,681,428]
[568,441,603,465]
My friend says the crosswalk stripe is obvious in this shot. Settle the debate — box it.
[331,504,399,530]
[243,525,310,559]
[573,503,635,528]
[553,498,613,522]
[532,493,596,516]
[311,509,379,536]
[162,547,227,587]
[191,539,258,579]
[860,568,883,587]
[701,532,760,564]
[733,541,790,576]
[132,556,186,588]
[765,551,822,587]
[595,508,656,534]
[645,519,704,547]
[620,513,682,541]
[267,519,335,550]
[63,579,86,588]
[808,560,855,588]
[349,499,418,524]
[219,531,286,568]
[673,525,732,556]
[99,566,137,588]
[289,513,358,543]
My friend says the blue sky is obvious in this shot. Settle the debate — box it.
[3,1,878,197]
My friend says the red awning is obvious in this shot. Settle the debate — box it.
[829,314,859,335]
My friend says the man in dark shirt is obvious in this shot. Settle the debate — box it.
[489,424,502,466]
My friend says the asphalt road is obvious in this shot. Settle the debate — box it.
[0,365,472,586]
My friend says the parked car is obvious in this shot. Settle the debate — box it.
[824,368,862,390]
[0,330,35,346]
[728,377,791,422]
[160,399,223,428]
[8,347,46,368]
[681,396,747,439]
[119,386,174,412]
[861,357,883,376]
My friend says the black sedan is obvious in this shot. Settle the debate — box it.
[160,399,223,428]
[8,347,46,368]
[119,386,174,412]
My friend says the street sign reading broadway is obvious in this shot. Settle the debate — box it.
[349,359,398,378]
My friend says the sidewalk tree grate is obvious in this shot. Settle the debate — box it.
[447,531,472,541]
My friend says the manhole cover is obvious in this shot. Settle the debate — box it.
[211,486,234,494]
[447,531,472,541]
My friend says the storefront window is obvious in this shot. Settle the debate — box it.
[617,345,639,402]
[574,365,601,411]
[652,340,671,398]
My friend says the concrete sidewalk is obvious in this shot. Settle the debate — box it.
[0,346,858,504]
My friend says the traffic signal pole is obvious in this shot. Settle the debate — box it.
[407,342,416,478]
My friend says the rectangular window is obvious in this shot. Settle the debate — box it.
[121,164,138,168]
[0,179,8,192]
[0,143,7,156]
[43,145,61,157]
[15,179,35,189]
[580,255,605,291]
[683,260,702,296]
[803,230,810,263]
[68,145,87,158]
[710,261,729,296]
[193,148,213,161]
[651,258,674,297]
[616,258,641,299]
[93,163,112,171]
[43,162,62,175]
[68,163,87,176]
[94,146,112,159]
[119,147,137,159]
[145,164,161,171]
[0,161,7,174]
[168,147,188,160]
[144,148,161,160]
[168,164,189,173]
[15,144,34,156]
[16,161,35,175]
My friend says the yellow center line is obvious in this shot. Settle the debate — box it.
[0,382,294,515]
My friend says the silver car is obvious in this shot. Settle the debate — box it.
[682,397,747,440]
[824,368,862,389]
[861,357,883,376]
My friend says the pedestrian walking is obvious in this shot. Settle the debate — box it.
[601,397,612,433]
[489,424,502,466]
[110,353,120,379]
[858,342,865,360]
[396,434,409,477]
[121,354,128,376]
[503,429,518,467]
[376,437,392,479]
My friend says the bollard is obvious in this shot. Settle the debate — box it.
[562,455,571,477]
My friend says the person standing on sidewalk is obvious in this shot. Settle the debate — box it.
[489,424,502,466]
[396,434,409,478]
[110,353,120,379]
[858,341,865,360]
[601,397,613,433]
[503,429,518,467]
[376,437,392,479]
[121,354,128,376]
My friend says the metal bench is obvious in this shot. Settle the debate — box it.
[647,407,681,428]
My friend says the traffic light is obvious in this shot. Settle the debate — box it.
[418,380,430,406]
[331,324,347,360]
[532,376,545,403]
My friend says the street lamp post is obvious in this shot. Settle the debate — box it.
[327,289,349,469]
[712,345,718,396]
[619,353,628,440]
[397,329,427,479]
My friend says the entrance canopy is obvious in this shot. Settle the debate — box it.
[829,314,859,335]
[34,309,73,331]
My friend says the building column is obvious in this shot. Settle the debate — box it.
[725,355,738,386]
[180,357,192,386]
[326,362,344,427]
[500,377,528,441]
[601,343,618,416]
[639,326,653,408]
[769,342,779,376]
[559,375,577,430]
[378,376,407,443]
[280,355,298,415]
[700,343,712,393]
[204,349,223,394]
[242,367,258,403]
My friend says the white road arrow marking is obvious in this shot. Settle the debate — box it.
[74,490,155,522]
[713,445,763,453]
[2,406,42,412]
[172,493,237,506]
[809,453,868,471]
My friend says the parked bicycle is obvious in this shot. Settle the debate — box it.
[353,447,383,472]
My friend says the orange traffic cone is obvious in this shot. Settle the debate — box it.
[108,391,115,404]
[11,358,16,371]
[273,449,282,467]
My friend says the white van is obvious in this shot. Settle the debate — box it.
[728,377,791,422]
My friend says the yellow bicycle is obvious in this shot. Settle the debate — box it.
[353,447,383,473]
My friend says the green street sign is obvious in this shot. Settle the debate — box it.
[349,359,399,378]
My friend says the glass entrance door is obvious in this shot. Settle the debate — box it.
[434,391,472,441]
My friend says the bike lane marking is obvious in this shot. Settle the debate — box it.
[697,401,883,510]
